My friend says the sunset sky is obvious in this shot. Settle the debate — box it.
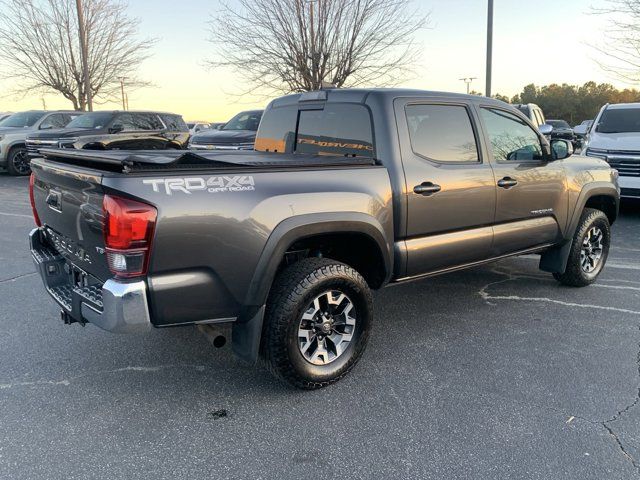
[0,0,631,122]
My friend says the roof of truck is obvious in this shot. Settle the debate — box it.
[270,88,509,108]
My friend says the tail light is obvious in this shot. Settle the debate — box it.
[29,173,42,227]
[102,195,157,278]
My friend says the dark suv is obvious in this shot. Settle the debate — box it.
[26,110,189,159]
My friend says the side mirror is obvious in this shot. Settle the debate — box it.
[573,124,588,136]
[538,124,553,136]
[109,123,123,134]
[551,139,573,160]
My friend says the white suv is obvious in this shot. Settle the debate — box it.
[583,103,640,199]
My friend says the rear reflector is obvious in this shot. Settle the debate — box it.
[103,195,156,277]
[29,173,42,227]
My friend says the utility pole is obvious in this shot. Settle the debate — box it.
[485,0,493,97]
[75,0,92,111]
[118,77,127,110]
[459,77,477,94]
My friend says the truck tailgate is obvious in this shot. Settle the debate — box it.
[31,161,111,282]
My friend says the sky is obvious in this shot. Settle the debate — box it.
[0,0,631,122]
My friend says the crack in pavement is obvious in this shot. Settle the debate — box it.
[0,272,37,284]
[479,266,640,472]
[0,364,207,390]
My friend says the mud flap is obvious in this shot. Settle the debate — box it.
[539,240,572,273]
[232,305,265,364]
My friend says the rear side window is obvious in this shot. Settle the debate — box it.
[254,105,298,153]
[296,104,374,157]
[405,104,479,163]
[160,114,188,131]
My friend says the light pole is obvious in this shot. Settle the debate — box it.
[459,77,477,94]
[485,0,493,97]
[75,0,92,111]
[117,77,127,110]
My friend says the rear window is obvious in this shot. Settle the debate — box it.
[296,104,374,157]
[596,108,640,133]
[161,114,188,131]
[254,105,298,153]
[406,104,479,163]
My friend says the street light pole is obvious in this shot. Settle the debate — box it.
[459,77,478,94]
[485,0,493,98]
[75,0,92,111]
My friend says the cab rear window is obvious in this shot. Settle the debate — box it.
[255,103,374,157]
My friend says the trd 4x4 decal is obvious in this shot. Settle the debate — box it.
[143,176,256,195]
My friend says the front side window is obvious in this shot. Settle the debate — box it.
[481,108,543,162]
[160,114,188,131]
[405,104,479,163]
[116,113,162,131]
[296,104,374,157]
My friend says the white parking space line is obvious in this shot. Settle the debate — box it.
[0,211,32,219]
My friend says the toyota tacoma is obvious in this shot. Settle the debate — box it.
[29,89,620,389]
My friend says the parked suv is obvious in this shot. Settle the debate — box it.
[583,103,640,199]
[189,110,263,150]
[0,110,79,175]
[29,89,619,388]
[513,103,546,129]
[26,110,189,160]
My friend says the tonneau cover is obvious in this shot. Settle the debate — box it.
[39,148,379,173]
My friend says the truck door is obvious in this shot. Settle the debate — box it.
[394,99,497,277]
[477,106,567,256]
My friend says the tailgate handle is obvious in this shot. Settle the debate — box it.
[46,190,62,211]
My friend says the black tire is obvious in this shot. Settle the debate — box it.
[7,146,30,176]
[553,208,610,287]
[261,258,373,389]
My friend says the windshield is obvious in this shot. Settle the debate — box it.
[66,112,114,129]
[223,111,262,131]
[547,120,570,128]
[0,111,46,128]
[597,108,640,133]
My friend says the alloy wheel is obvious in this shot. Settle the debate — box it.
[580,226,604,273]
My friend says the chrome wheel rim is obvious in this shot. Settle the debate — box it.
[580,226,604,273]
[298,290,356,366]
[12,149,30,175]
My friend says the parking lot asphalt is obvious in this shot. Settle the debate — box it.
[0,173,639,480]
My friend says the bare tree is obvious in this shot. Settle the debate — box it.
[0,0,156,110]
[207,0,429,94]
[592,0,640,84]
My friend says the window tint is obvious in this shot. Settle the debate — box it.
[116,113,162,130]
[405,104,479,163]
[296,104,374,157]
[596,108,640,133]
[254,105,298,153]
[40,114,71,129]
[67,112,113,129]
[481,108,543,162]
[160,114,188,131]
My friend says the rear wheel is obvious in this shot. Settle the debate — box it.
[7,146,30,176]
[261,258,373,389]
[553,208,610,287]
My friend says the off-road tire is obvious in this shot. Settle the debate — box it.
[7,146,30,176]
[553,208,610,287]
[261,258,373,389]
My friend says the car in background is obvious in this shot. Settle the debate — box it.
[209,122,226,130]
[512,103,546,129]
[583,103,640,199]
[0,110,80,175]
[574,119,593,131]
[546,119,577,148]
[189,110,263,150]
[187,121,210,135]
[26,110,190,161]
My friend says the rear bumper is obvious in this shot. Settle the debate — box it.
[29,228,152,333]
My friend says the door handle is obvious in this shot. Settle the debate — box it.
[413,182,441,196]
[497,177,518,189]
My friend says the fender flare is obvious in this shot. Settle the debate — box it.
[540,182,619,273]
[232,212,392,363]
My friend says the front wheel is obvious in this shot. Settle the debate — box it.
[553,208,610,287]
[261,258,373,389]
[7,146,30,176]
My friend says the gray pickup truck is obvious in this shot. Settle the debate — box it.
[29,89,620,389]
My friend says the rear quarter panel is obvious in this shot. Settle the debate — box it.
[102,166,393,325]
